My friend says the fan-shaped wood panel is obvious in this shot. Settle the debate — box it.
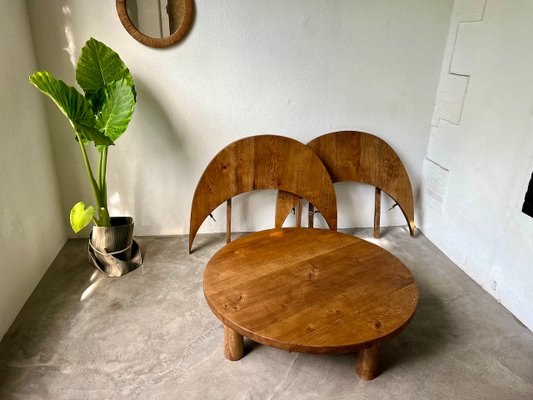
[275,131,415,236]
[189,135,337,252]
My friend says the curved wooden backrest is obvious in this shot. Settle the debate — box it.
[275,131,415,236]
[189,135,337,252]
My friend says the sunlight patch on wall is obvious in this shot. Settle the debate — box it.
[108,191,131,217]
[62,6,76,67]
[108,192,123,216]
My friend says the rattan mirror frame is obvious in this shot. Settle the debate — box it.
[116,0,194,48]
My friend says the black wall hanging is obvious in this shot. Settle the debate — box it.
[522,172,533,217]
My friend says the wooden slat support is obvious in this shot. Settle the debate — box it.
[226,199,232,244]
[308,203,315,228]
[295,198,302,227]
[374,187,381,239]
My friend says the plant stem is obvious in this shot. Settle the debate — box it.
[98,149,104,194]
[75,130,110,227]
[98,207,110,226]
[102,147,108,208]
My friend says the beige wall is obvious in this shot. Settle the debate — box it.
[421,0,533,331]
[0,0,66,339]
[26,0,453,237]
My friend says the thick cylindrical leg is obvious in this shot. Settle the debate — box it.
[224,325,244,361]
[356,345,380,380]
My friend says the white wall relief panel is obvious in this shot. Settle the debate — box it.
[431,0,486,128]
[422,0,533,332]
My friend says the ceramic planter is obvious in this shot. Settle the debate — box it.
[88,216,143,277]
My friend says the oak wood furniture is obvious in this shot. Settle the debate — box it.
[276,131,415,238]
[189,135,337,253]
[203,227,418,380]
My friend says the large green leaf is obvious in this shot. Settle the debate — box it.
[30,71,94,126]
[95,79,135,142]
[76,37,136,107]
[29,71,113,146]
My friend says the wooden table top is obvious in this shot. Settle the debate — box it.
[203,228,418,354]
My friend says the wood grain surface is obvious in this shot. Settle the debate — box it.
[276,131,415,236]
[224,325,244,361]
[204,228,418,354]
[356,345,381,380]
[274,191,302,228]
[189,135,338,252]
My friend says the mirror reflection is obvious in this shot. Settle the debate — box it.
[126,0,185,38]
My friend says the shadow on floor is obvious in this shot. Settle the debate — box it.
[380,290,452,373]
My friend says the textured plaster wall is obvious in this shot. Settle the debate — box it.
[0,0,66,339]
[421,0,533,331]
[26,0,452,237]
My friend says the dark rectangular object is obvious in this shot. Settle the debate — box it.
[522,172,533,217]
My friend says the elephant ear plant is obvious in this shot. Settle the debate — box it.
[30,38,142,277]
[30,37,135,232]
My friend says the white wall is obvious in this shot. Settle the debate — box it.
[421,0,533,331]
[26,0,452,237]
[0,0,66,339]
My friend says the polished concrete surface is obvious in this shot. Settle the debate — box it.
[1,227,532,399]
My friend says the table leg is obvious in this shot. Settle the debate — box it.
[224,325,244,361]
[356,345,380,380]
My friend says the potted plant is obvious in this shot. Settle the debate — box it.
[30,37,142,277]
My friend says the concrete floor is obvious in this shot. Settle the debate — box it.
[0,227,532,399]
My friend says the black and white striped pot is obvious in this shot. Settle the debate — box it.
[88,216,143,277]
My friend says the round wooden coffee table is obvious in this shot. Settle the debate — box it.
[203,228,418,380]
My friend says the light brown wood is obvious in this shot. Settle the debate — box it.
[275,191,300,228]
[226,199,232,244]
[295,198,302,227]
[276,131,415,236]
[116,0,194,48]
[356,345,380,380]
[311,131,414,236]
[374,187,382,239]
[224,325,244,361]
[204,228,418,365]
[189,135,338,252]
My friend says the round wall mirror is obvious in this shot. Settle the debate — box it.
[116,0,194,48]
